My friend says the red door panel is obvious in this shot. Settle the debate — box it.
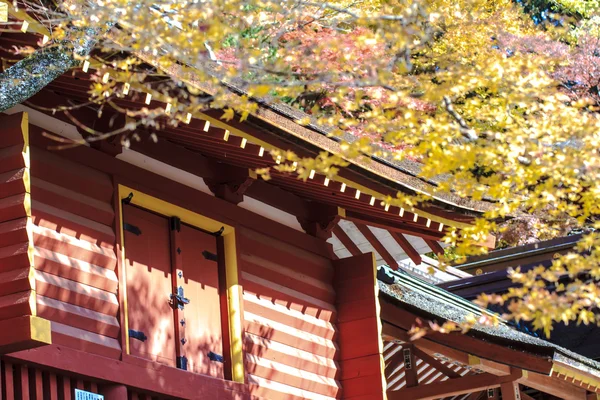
[123,205,176,367]
[179,224,224,378]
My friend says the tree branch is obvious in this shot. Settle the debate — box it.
[0,28,100,112]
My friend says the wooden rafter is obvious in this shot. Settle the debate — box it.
[344,210,445,241]
[390,232,422,265]
[387,370,522,400]
[332,224,361,256]
[518,371,588,400]
[500,381,521,400]
[355,223,399,269]
[382,323,470,365]
[424,239,444,256]
[385,347,405,377]
[466,391,486,400]
[412,346,461,379]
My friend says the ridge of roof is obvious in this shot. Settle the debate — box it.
[454,234,582,270]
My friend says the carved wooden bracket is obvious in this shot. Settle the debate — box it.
[298,206,341,240]
[205,176,255,205]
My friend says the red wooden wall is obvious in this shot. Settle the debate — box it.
[1,113,391,399]
[29,142,121,359]
[238,227,342,399]
[0,113,51,353]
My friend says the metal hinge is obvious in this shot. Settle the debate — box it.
[208,351,224,363]
[202,250,218,262]
[176,356,188,370]
[170,216,181,232]
[122,192,134,204]
[211,226,224,237]
[123,223,142,236]
[128,329,147,342]
[170,286,190,310]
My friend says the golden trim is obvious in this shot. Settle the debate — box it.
[117,185,245,383]
[372,252,388,400]
[224,232,244,383]
[29,316,52,345]
[551,362,600,391]
[116,188,129,355]
[468,354,481,366]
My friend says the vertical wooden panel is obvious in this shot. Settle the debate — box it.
[100,384,127,400]
[62,376,71,400]
[33,369,43,400]
[179,224,223,378]
[90,382,98,393]
[4,362,14,400]
[48,372,58,400]
[17,365,29,400]
[122,204,175,366]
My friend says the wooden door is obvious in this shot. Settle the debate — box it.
[179,224,224,378]
[123,205,176,366]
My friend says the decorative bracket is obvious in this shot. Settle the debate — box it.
[205,175,255,205]
[297,206,342,240]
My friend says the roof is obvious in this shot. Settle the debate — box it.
[377,265,600,377]
[450,234,582,275]
[131,48,496,216]
[437,234,600,360]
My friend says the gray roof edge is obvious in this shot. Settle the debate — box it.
[377,266,600,375]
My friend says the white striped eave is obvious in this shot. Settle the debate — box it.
[329,219,470,283]
[384,341,478,393]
